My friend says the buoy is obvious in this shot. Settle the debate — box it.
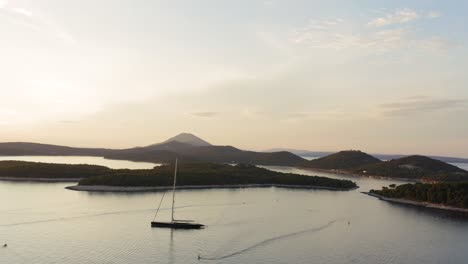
[3,244,7,248]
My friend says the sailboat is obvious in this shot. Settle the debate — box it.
[151,159,204,229]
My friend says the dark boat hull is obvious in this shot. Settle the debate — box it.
[151,221,204,229]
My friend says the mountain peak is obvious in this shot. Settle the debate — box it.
[163,133,212,147]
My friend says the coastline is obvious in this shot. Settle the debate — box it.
[363,192,468,213]
[299,167,419,182]
[66,184,358,192]
[0,177,82,182]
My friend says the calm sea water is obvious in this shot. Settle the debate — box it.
[452,162,468,171]
[0,156,157,169]
[1,157,468,264]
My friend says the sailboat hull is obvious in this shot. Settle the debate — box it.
[151,221,204,229]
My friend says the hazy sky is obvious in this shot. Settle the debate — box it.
[1,0,467,157]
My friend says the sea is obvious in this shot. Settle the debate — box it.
[1,156,467,264]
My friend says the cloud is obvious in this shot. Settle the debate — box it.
[368,8,419,27]
[0,2,75,44]
[368,9,441,27]
[427,11,442,19]
[291,17,450,52]
[291,18,351,47]
[379,97,467,116]
[11,7,32,17]
[190,111,218,118]
[363,28,451,52]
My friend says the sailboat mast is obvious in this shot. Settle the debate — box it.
[171,158,178,222]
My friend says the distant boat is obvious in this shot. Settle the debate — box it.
[151,159,204,229]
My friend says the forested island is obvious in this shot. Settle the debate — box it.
[300,150,381,170]
[368,182,468,212]
[300,150,468,182]
[353,155,467,181]
[0,160,111,180]
[0,160,357,191]
[71,163,357,191]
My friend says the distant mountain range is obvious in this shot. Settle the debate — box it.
[266,148,468,164]
[0,133,305,166]
[2,133,466,173]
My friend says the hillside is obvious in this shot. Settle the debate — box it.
[0,134,306,166]
[370,182,468,209]
[354,155,467,180]
[301,150,381,170]
[78,163,357,190]
[374,154,468,164]
[267,148,468,164]
[104,143,305,166]
[0,160,111,179]
[0,142,112,156]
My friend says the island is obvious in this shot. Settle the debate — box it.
[352,155,467,181]
[365,182,468,213]
[0,133,306,166]
[0,160,111,182]
[300,150,381,170]
[0,160,357,191]
[300,150,468,182]
[67,163,358,192]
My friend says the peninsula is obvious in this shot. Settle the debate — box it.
[68,163,358,192]
[0,160,357,191]
[366,182,468,213]
[0,160,111,181]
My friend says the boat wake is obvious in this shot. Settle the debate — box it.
[200,219,340,260]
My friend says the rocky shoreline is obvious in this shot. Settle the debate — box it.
[0,177,82,182]
[300,167,418,182]
[66,184,358,192]
[363,192,468,214]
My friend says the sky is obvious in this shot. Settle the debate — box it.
[1,0,467,157]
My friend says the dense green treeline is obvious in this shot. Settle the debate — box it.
[301,150,381,170]
[79,163,357,189]
[354,155,466,180]
[301,150,468,182]
[0,160,111,178]
[370,182,468,209]
[0,161,357,189]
